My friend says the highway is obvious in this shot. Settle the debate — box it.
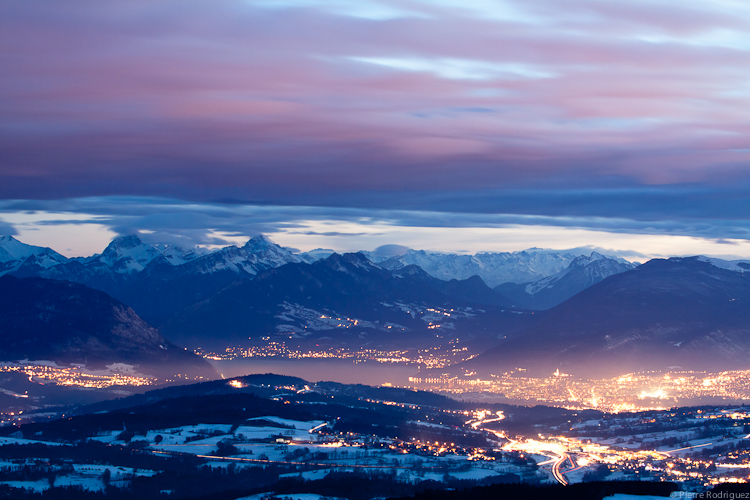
[551,452,569,485]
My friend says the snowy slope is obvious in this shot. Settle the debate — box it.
[496,252,638,310]
[375,248,582,287]
[0,236,69,275]
[156,244,212,265]
[697,256,750,273]
[184,235,301,275]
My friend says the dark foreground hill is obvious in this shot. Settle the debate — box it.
[0,275,216,380]
[466,257,750,377]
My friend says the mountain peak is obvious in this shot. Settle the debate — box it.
[0,236,26,262]
[567,252,606,268]
[0,235,68,267]
[98,234,161,273]
[244,234,278,251]
[106,234,145,250]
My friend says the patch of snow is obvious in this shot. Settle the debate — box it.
[245,417,325,431]
[0,480,50,492]
[275,302,399,332]
[0,437,66,447]
[698,256,750,273]
[156,244,211,265]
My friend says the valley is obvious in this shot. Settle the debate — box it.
[1,234,749,498]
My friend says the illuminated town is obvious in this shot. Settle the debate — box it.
[2,350,749,494]
[197,341,750,413]
[2,377,748,493]
[195,342,473,369]
[0,363,156,389]
[409,369,750,413]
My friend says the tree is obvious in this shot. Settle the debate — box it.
[215,439,239,456]
[117,429,134,443]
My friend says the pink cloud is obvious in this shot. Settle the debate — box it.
[2,0,750,202]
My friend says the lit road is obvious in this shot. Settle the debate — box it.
[468,410,505,429]
[551,453,570,485]
[663,442,713,456]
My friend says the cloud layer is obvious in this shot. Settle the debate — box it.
[1,0,749,250]
[2,197,749,261]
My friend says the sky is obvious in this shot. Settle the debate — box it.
[1,0,749,259]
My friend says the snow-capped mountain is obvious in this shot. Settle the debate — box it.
[180,235,302,276]
[0,235,69,275]
[2,234,307,327]
[238,234,303,272]
[495,252,638,309]
[84,234,164,274]
[1,234,636,288]
[372,248,584,288]
[31,234,301,277]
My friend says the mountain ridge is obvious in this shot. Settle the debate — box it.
[463,256,750,377]
[495,252,638,309]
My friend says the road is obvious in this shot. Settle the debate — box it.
[551,452,569,485]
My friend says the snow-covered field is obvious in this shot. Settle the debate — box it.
[0,436,66,447]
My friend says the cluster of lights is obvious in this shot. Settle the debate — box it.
[410,369,750,412]
[0,364,155,388]
[196,342,473,368]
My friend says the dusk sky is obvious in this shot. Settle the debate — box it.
[1,0,749,259]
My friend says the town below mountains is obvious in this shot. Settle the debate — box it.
[1,234,749,385]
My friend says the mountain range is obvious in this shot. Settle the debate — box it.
[3,234,750,379]
[463,256,750,377]
[0,234,635,318]
[0,234,631,287]
[159,251,524,349]
[0,234,640,361]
